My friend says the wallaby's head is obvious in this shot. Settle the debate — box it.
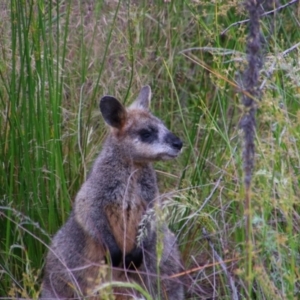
[100,85,182,162]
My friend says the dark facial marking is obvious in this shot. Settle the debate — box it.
[138,126,158,144]
[164,132,183,150]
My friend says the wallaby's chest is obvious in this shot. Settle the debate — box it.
[105,196,147,253]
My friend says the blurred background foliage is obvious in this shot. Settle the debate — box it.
[0,0,299,298]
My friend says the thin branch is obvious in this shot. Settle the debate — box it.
[221,0,299,36]
[260,41,300,91]
[203,228,240,300]
[282,41,300,57]
[170,255,246,279]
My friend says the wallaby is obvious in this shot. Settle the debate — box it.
[41,86,184,299]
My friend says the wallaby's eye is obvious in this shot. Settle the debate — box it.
[140,129,151,139]
[138,126,158,143]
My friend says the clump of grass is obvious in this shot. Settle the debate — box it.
[0,0,300,298]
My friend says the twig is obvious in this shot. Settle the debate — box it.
[282,41,300,57]
[202,228,239,300]
[260,41,300,91]
[221,0,299,36]
[170,255,246,279]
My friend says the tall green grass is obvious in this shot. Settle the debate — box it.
[0,0,299,298]
[0,0,71,296]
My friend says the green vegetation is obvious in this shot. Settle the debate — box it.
[0,0,299,298]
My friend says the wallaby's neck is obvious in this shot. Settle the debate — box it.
[86,135,157,205]
[91,135,153,179]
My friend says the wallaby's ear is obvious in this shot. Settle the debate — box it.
[130,85,151,110]
[100,96,127,129]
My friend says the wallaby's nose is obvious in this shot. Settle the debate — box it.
[174,138,183,150]
[165,132,183,150]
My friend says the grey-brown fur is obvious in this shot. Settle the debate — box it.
[41,86,184,299]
